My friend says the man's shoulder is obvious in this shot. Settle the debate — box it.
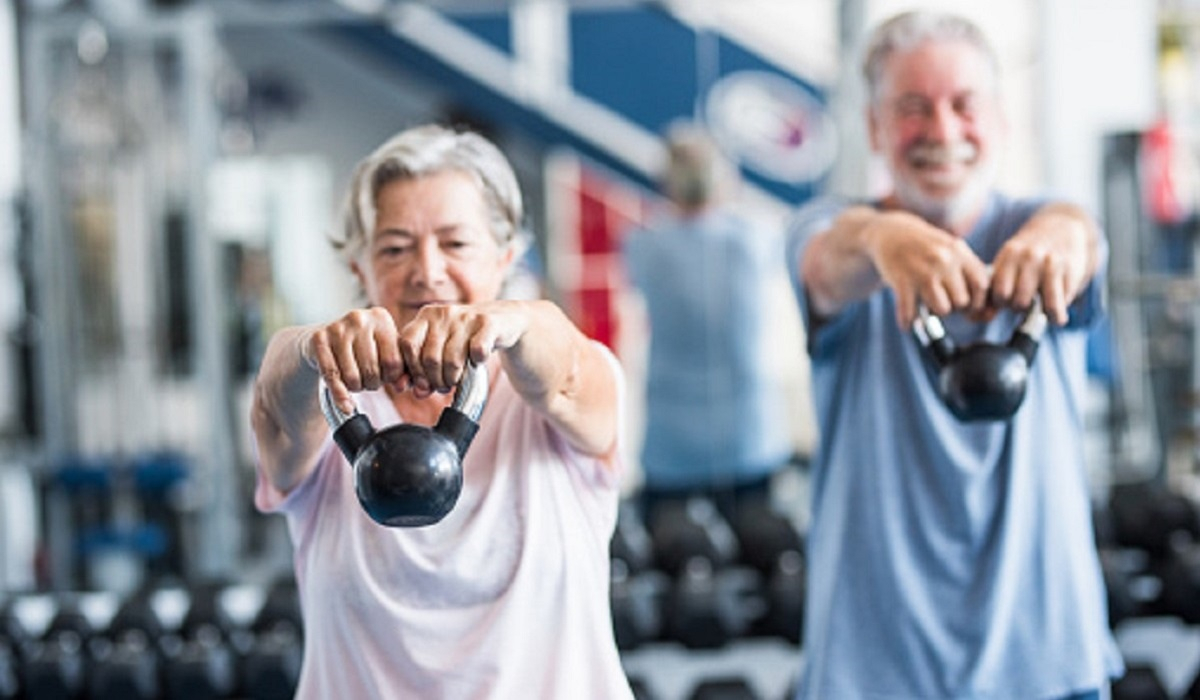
[786,194,862,244]
[793,193,859,219]
[976,191,1057,235]
[988,190,1062,217]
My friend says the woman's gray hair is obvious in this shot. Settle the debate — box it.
[332,123,531,265]
[862,10,999,104]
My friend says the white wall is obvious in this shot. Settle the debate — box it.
[715,0,1157,214]
[1039,0,1157,212]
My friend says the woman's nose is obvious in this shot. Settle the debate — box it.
[412,238,449,286]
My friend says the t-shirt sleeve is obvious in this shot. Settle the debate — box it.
[589,341,626,489]
[786,196,860,358]
[252,436,332,520]
[540,341,627,493]
[1066,226,1108,330]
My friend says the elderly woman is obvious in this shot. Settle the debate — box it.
[250,124,633,699]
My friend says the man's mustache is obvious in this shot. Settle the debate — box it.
[907,141,978,166]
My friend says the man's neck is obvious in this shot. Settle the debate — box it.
[880,193,988,237]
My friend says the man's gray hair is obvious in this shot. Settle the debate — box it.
[333,123,530,264]
[659,121,738,208]
[862,10,1000,104]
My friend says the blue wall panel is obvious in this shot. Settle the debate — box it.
[447,13,512,55]
[569,9,700,136]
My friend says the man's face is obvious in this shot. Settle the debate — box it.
[868,39,1006,228]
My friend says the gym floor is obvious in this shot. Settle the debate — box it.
[619,619,1200,700]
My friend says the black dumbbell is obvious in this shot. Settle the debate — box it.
[240,578,303,700]
[1109,482,1200,560]
[0,600,24,700]
[1099,548,1155,628]
[609,558,667,650]
[21,598,93,700]
[730,504,806,645]
[628,675,658,700]
[664,557,759,649]
[612,501,656,574]
[730,504,803,574]
[87,593,164,700]
[688,676,760,700]
[1112,662,1169,700]
[756,550,805,645]
[162,582,238,700]
[648,498,739,578]
[1101,556,1136,628]
[1093,501,1117,549]
[0,640,18,700]
[0,601,25,649]
[1158,538,1200,624]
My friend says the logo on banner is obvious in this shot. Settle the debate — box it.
[704,70,837,184]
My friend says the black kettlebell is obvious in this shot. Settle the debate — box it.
[912,299,1047,421]
[320,362,488,527]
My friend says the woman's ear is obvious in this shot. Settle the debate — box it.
[350,259,368,295]
[867,106,882,152]
[499,244,517,270]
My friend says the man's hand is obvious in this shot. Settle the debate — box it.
[864,210,991,328]
[988,203,1099,325]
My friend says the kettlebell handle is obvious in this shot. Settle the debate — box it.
[913,296,1047,359]
[319,361,489,433]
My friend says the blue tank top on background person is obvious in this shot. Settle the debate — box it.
[623,207,794,491]
[786,192,1124,699]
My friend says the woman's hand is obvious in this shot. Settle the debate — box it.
[394,300,529,398]
[304,307,407,413]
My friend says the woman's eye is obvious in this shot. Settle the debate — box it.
[380,245,411,257]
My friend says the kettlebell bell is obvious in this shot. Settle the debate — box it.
[912,299,1047,422]
[319,362,488,527]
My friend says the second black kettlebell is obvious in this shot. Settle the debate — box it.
[912,300,1047,422]
[319,362,488,527]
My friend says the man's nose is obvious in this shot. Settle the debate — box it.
[927,102,963,142]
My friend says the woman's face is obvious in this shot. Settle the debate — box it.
[353,170,514,329]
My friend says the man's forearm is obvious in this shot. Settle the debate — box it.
[800,206,887,318]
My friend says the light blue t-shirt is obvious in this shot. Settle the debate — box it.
[787,193,1124,700]
[623,207,793,491]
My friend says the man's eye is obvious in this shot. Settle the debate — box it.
[380,245,411,256]
[896,101,929,118]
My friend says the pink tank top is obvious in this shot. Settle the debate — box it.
[255,349,633,699]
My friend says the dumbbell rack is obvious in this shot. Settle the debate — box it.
[611,496,808,700]
[1100,482,1200,699]
[621,639,801,700]
[0,579,301,700]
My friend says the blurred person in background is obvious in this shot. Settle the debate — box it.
[622,122,794,525]
[786,10,1122,699]
[250,124,633,699]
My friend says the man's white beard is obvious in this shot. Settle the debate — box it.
[894,144,997,230]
